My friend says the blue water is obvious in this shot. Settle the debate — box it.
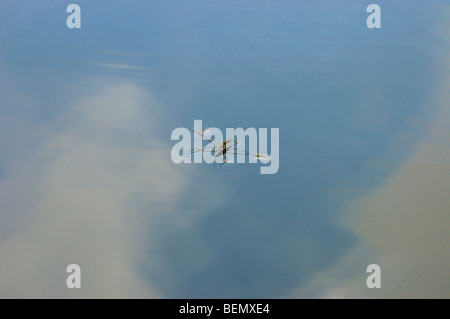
[0,1,446,297]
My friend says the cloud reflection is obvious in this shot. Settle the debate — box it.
[0,78,222,298]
